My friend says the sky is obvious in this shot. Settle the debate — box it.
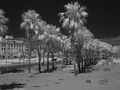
[0,0,120,39]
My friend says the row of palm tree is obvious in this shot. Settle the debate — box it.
[58,1,119,73]
[20,10,65,73]
[0,2,96,74]
[59,2,94,73]
[21,10,45,73]
[0,1,117,75]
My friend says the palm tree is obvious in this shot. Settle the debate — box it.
[83,39,100,66]
[59,2,88,74]
[0,9,9,65]
[43,24,62,71]
[0,9,9,37]
[32,20,47,73]
[83,39,113,66]
[74,27,94,71]
[21,9,42,73]
[59,2,88,34]
[61,35,72,65]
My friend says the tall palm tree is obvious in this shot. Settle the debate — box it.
[21,9,42,73]
[59,2,88,35]
[59,2,88,74]
[0,9,9,37]
[32,20,47,73]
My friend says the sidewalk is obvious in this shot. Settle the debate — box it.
[0,64,120,90]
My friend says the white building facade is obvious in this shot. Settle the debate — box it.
[0,36,29,59]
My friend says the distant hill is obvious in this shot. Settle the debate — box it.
[100,36,120,46]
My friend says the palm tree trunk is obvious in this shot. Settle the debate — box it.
[43,54,45,66]
[78,59,81,73]
[71,36,77,75]
[38,45,41,73]
[76,46,82,74]
[74,59,77,76]
[47,52,50,72]
[88,51,91,66]
[27,39,31,73]
[28,47,31,73]
[81,56,84,71]
[84,56,87,68]
[28,29,33,73]
[38,52,41,73]
[51,52,55,70]
[86,55,88,67]
[77,54,81,74]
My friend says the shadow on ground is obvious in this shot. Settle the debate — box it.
[1,68,24,74]
[0,82,26,90]
[42,67,57,73]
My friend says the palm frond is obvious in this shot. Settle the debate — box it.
[59,1,88,35]
[21,9,45,40]
[62,18,70,27]
[0,9,4,15]
[0,25,8,35]
[0,9,9,36]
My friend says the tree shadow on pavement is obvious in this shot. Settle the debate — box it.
[1,68,24,74]
[0,82,26,90]
[42,67,57,73]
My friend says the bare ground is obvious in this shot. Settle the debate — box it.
[0,64,120,90]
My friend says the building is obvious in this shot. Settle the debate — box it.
[0,36,29,59]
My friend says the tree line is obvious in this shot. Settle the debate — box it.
[0,1,119,75]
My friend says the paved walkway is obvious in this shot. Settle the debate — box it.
[1,64,120,90]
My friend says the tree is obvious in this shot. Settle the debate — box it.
[0,9,9,36]
[59,1,88,74]
[32,20,47,73]
[59,2,88,34]
[83,39,113,66]
[43,24,62,71]
[74,27,94,71]
[83,39,98,66]
[61,35,72,65]
[21,9,42,73]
